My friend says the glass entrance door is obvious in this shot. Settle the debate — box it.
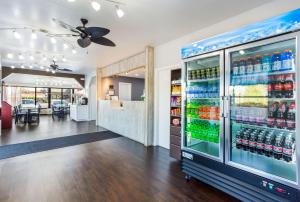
[183,51,224,161]
[225,34,298,186]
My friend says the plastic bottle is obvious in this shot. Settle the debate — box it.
[286,101,296,130]
[271,52,282,71]
[283,74,294,98]
[273,132,285,160]
[283,133,295,162]
[254,55,262,73]
[256,130,267,154]
[262,54,272,72]
[239,58,246,76]
[264,131,276,157]
[281,49,294,71]
[249,130,258,153]
[276,102,288,129]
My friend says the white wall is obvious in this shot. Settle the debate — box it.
[85,70,97,121]
[154,0,300,149]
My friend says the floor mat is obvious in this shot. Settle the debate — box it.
[0,131,121,159]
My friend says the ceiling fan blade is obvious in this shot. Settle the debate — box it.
[85,27,110,38]
[91,36,116,47]
[52,18,81,34]
[57,68,72,72]
[77,38,91,48]
[47,33,80,37]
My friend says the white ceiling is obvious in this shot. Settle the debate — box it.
[0,0,272,74]
[3,73,82,88]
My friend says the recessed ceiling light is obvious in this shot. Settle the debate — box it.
[72,48,77,54]
[135,74,139,77]
[30,55,34,60]
[46,68,50,72]
[63,43,69,49]
[13,30,21,39]
[239,50,245,55]
[43,56,47,61]
[21,65,25,69]
[91,1,101,11]
[68,0,75,2]
[52,70,56,74]
[18,54,24,60]
[50,37,56,44]
[62,57,66,62]
[11,65,15,69]
[31,31,37,39]
[29,65,33,69]
[116,5,124,18]
[40,66,44,69]
[7,53,14,59]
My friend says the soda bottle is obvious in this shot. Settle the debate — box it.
[246,57,254,75]
[239,58,246,76]
[264,131,276,157]
[262,54,272,72]
[235,130,242,149]
[283,74,294,98]
[283,133,295,162]
[254,55,262,73]
[281,49,295,71]
[256,130,267,154]
[271,52,282,71]
[249,130,258,153]
[241,129,251,151]
[201,69,206,80]
[267,102,279,128]
[206,68,211,79]
[276,102,288,129]
[232,61,239,76]
[286,101,296,130]
[273,132,285,160]
[196,70,201,80]
[267,75,274,98]
[273,75,284,98]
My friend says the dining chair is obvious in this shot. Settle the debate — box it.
[15,105,27,124]
[28,107,40,124]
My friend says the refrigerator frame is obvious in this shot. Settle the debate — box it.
[224,32,300,189]
[181,50,225,163]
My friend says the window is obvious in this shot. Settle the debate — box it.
[20,87,35,105]
[62,89,72,105]
[36,88,49,108]
[51,88,62,106]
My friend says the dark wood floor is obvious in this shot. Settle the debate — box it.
[0,137,238,202]
[1,115,105,146]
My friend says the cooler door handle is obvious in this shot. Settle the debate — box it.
[220,96,225,118]
[224,96,230,118]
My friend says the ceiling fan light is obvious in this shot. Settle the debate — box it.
[91,1,101,11]
[7,53,14,59]
[50,37,56,44]
[116,6,124,18]
[62,57,67,62]
[11,65,15,69]
[46,68,50,72]
[18,54,24,60]
[52,70,56,74]
[31,31,37,39]
[72,48,77,54]
[63,43,69,49]
[13,30,21,39]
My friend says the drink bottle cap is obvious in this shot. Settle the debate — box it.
[284,49,291,52]
[273,51,281,54]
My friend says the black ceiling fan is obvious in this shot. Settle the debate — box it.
[52,18,116,48]
[50,61,72,72]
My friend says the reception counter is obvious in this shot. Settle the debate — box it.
[97,100,146,144]
[70,104,89,121]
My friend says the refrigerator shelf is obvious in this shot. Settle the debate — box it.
[187,117,219,122]
[232,121,295,133]
[171,115,181,118]
[231,70,295,79]
[187,77,219,83]
[171,94,181,96]
[187,97,219,100]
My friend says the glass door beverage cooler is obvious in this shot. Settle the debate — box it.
[181,32,300,201]
[183,51,224,161]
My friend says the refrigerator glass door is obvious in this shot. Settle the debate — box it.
[183,51,224,161]
[226,35,298,185]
